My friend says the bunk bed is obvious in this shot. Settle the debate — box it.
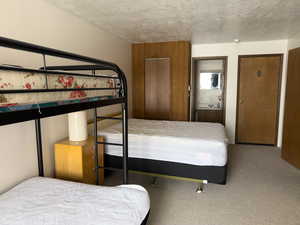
[0,37,150,225]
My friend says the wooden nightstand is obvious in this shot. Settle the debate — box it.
[54,136,104,185]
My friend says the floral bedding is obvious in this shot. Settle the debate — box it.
[0,69,118,111]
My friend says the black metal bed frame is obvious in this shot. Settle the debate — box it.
[0,37,129,184]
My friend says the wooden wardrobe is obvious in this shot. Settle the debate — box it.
[132,41,191,121]
[282,47,300,169]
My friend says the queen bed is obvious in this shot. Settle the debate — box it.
[99,119,228,184]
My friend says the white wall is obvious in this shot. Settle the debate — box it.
[0,0,131,193]
[288,31,300,49]
[192,40,288,145]
[198,60,223,71]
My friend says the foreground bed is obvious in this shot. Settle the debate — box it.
[0,177,150,225]
[100,119,228,184]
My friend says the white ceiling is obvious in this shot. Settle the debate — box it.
[45,0,300,44]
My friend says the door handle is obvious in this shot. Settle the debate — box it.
[240,99,244,104]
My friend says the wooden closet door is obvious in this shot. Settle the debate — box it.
[132,44,145,118]
[282,48,300,169]
[236,55,282,145]
[145,58,171,120]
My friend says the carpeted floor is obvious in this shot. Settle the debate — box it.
[105,145,300,225]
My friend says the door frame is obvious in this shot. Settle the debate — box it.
[190,56,228,125]
[235,54,283,146]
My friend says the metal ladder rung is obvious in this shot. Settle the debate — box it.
[93,101,128,185]
[97,116,122,120]
[96,141,123,146]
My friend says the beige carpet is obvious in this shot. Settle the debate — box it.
[105,145,300,225]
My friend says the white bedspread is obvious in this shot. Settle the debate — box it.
[0,177,150,225]
[100,119,228,166]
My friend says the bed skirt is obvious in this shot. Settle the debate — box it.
[105,154,227,184]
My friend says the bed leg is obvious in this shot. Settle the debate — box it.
[196,180,208,193]
[150,177,158,185]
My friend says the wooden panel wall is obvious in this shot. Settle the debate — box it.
[173,41,190,121]
[132,44,145,118]
[132,41,191,121]
[282,47,300,169]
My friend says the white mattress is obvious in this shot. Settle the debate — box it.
[0,177,150,225]
[100,119,228,166]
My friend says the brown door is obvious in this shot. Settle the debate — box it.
[145,58,171,120]
[236,55,282,145]
[282,48,300,169]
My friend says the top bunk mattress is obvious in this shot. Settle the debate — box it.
[0,95,116,113]
[0,177,150,225]
[0,68,124,125]
[99,119,229,167]
[0,69,119,112]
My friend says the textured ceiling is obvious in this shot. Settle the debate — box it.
[44,0,300,44]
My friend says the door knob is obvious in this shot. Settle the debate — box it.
[240,99,244,104]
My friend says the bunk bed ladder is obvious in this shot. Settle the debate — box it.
[92,69,128,185]
[93,104,128,185]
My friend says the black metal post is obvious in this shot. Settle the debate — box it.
[122,102,128,184]
[93,69,100,185]
[42,54,48,89]
[35,119,44,176]
[94,108,99,185]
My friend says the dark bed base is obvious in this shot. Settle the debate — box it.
[105,154,227,184]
